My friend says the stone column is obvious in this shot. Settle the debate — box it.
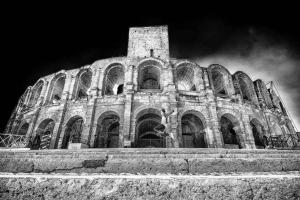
[24,87,32,105]
[81,98,97,147]
[83,68,101,148]
[206,101,223,148]
[36,81,48,107]
[194,67,204,91]
[41,81,51,105]
[90,67,101,97]
[123,65,134,147]
[241,115,256,149]
[163,64,179,148]
[62,74,75,101]
[52,74,73,148]
[28,107,42,137]
[203,69,211,89]
[168,92,179,148]
[97,69,104,96]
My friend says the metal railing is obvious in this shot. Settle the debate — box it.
[0,134,29,148]
[138,139,165,148]
[268,134,299,149]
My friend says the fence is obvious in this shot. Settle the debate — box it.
[0,134,29,148]
[138,138,165,148]
[268,134,299,148]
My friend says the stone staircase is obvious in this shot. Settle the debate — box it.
[0,148,299,199]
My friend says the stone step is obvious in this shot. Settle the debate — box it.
[1,148,299,174]
[0,172,299,199]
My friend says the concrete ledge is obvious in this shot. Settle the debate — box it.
[0,148,299,174]
[0,172,299,200]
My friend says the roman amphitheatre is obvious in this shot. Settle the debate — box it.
[0,26,299,200]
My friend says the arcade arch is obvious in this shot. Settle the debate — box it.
[94,111,120,148]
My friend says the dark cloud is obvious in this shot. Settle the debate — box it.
[195,28,300,130]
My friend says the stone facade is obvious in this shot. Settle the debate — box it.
[6,26,297,149]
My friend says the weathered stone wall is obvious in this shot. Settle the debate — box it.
[1,149,299,174]
[127,26,169,60]
[1,173,299,200]
[8,26,296,149]
[0,149,300,199]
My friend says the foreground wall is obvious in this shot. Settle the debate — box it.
[0,148,300,200]
[1,173,299,200]
[1,149,300,174]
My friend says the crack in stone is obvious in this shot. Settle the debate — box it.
[184,159,189,174]
[33,155,110,173]
[34,166,84,174]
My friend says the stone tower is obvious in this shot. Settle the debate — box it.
[127,26,169,60]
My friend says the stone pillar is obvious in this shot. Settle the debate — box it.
[162,65,172,92]
[241,115,256,149]
[203,69,211,89]
[132,65,138,91]
[163,63,179,148]
[41,81,51,105]
[43,77,53,105]
[83,68,101,148]
[28,107,42,137]
[36,81,48,107]
[52,74,74,148]
[24,87,32,105]
[194,67,204,91]
[90,67,101,97]
[98,69,104,96]
[206,101,223,148]
[62,74,75,100]
[168,93,179,148]
[81,98,97,147]
[123,65,134,147]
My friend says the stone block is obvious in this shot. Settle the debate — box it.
[68,143,89,149]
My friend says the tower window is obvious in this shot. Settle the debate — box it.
[150,49,154,57]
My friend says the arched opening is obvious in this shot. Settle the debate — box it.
[211,70,227,96]
[103,64,124,95]
[95,113,120,148]
[138,60,163,91]
[139,66,160,90]
[62,116,84,149]
[29,81,44,107]
[36,119,55,149]
[74,70,92,100]
[176,64,196,91]
[17,123,29,135]
[220,114,242,148]
[135,108,164,148]
[50,74,66,102]
[239,78,252,101]
[235,72,258,104]
[181,113,206,148]
[250,119,264,148]
[208,64,233,97]
[254,80,273,108]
